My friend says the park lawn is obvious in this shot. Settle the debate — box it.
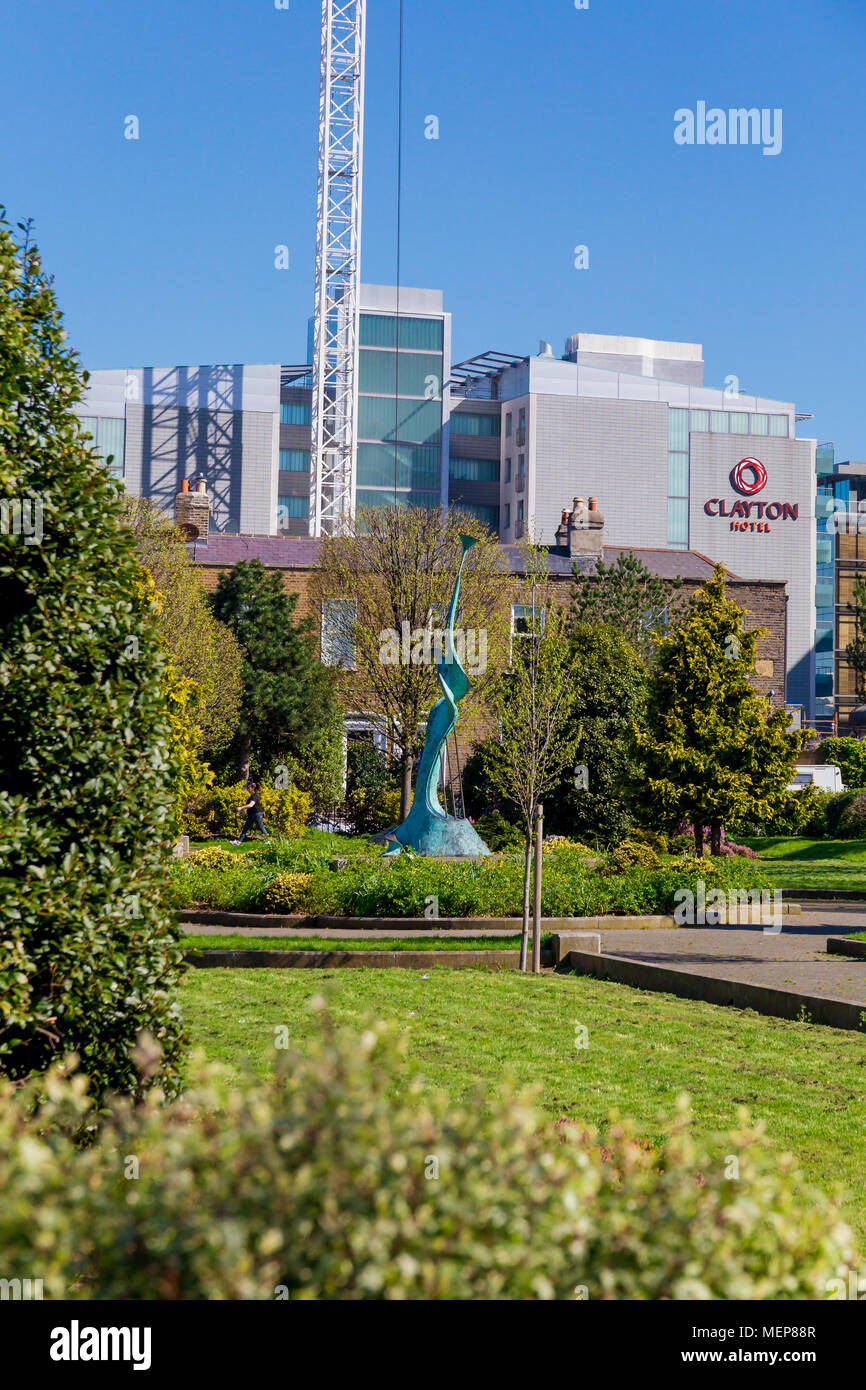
[741,837,866,892]
[178,966,866,1246]
[180,933,530,952]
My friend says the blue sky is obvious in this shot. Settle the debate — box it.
[2,0,864,457]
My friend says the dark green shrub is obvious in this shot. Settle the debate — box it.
[0,1024,853,1300]
[474,809,524,852]
[826,791,857,838]
[838,791,866,839]
[821,737,866,790]
[0,214,185,1097]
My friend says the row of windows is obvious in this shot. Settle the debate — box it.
[503,499,525,533]
[452,502,499,530]
[670,406,789,441]
[356,488,440,511]
[279,448,310,472]
[280,401,311,425]
[503,456,525,483]
[505,408,526,438]
[449,412,500,438]
[359,314,444,351]
[359,349,442,399]
[449,456,499,483]
[358,442,440,490]
[321,596,537,668]
[277,494,309,520]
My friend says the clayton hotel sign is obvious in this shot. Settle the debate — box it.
[704,459,799,532]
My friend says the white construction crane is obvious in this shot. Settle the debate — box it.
[310,0,366,536]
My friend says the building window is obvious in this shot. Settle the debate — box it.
[511,603,545,639]
[505,412,512,438]
[359,350,442,399]
[769,414,789,437]
[454,502,499,531]
[504,502,511,530]
[730,412,749,434]
[505,457,512,483]
[690,409,709,432]
[517,454,525,475]
[667,497,689,548]
[448,456,499,482]
[752,414,769,435]
[79,415,125,478]
[710,411,729,433]
[358,396,441,446]
[449,412,500,437]
[358,314,444,351]
[279,448,310,471]
[277,495,309,526]
[668,407,689,451]
[280,401,311,425]
[321,599,357,668]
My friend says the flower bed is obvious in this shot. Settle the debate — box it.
[169,842,773,919]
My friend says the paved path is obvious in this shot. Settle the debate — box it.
[595,904,866,1007]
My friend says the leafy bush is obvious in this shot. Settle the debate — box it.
[626,828,668,854]
[189,779,311,839]
[827,791,858,838]
[259,872,316,913]
[0,1022,854,1300]
[475,810,524,852]
[821,737,866,790]
[838,791,866,839]
[188,846,241,870]
[0,214,185,1098]
[608,839,661,871]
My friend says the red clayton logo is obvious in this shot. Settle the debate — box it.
[704,459,798,533]
[730,457,767,495]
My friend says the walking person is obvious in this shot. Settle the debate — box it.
[232,780,269,843]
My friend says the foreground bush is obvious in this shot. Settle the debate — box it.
[0,213,185,1098]
[0,1019,854,1300]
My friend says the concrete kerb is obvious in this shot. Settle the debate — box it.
[179,908,799,932]
[565,950,866,1033]
[826,936,866,959]
[187,949,556,970]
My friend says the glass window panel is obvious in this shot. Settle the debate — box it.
[358,396,442,445]
[453,502,499,531]
[356,489,439,510]
[321,599,356,667]
[816,534,834,564]
[359,350,442,398]
[277,494,309,518]
[815,627,834,654]
[668,407,689,450]
[505,413,512,437]
[729,412,749,434]
[78,415,97,437]
[357,442,440,489]
[816,579,835,607]
[504,502,511,530]
[668,451,689,496]
[448,456,499,482]
[751,414,768,435]
[280,401,311,425]
[358,314,443,350]
[667,497,689,547]
[97,417,125,477]
[449,412,500,437]
[769,414,789,436]
[504,457,512,483]
[710,411,729,433]
[690,409,709,432]
[279,448,310,471]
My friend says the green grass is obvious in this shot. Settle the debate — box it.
[180,933,533,952]
[177,966,866,1245]
[740,837,866,892]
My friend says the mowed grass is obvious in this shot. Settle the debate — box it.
[742,837,866,892]
[178,966,866,1245]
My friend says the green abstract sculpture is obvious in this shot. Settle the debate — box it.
[383,535,491,857]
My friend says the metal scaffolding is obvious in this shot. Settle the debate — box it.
[310,0,366,536]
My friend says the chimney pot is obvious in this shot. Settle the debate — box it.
[588,496,597,511]
[180,478,190,493]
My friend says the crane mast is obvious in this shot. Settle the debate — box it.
[310,0,366,536]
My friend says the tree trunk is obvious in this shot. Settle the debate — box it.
[237,733,252,784]
[531,803,544,974]
[693,822,705,858]
[710,821,722,857]
[400,748,413,822]
[519,831,532,972]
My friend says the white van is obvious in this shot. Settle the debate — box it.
[788,764,844,793]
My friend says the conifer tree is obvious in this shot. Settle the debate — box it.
[635,565,807,854]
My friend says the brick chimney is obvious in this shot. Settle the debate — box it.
[566,494,604,555]
[174,475,210,541]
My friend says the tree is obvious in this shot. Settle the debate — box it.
[635,565,808,854]
[546,622,647,848]
[313,505,510,820]
[820,737,866,790]
[212,558,343,806]
[844,574,866,702]
[482,541,580,969]
[123,496,242,759]
[0,212,186,1098]
[569,551,686,665]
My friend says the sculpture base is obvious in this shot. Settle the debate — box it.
[381,816,491,858]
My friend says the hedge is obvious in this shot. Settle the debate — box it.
[0,1018,854,1299]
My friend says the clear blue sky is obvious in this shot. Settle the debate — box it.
[2,0,864,457]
